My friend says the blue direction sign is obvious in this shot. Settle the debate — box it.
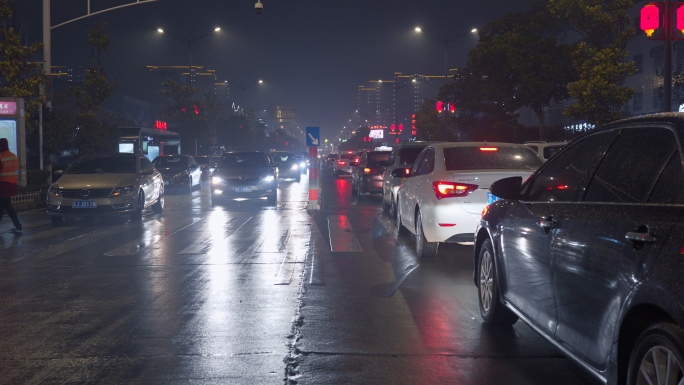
[306,126,320,147]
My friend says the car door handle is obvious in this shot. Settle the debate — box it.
[625,230,657,243]
[537,217,557,229]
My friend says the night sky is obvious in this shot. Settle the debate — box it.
[16,0,536,140]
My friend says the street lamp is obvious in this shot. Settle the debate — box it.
[228,80,263,110]
[157,27,221,83]
[415,26,477,140]
[41,0,159,170]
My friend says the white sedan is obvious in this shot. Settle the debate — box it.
[395,142,543,258]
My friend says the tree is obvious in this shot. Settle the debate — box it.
[0,0,45,165]
[464,1,575,140]
[158,79,204,154]
[414,99,443,141]
[549,0,636,126]
[47,21,118,156]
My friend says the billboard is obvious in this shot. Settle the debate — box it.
[369,129,384,139]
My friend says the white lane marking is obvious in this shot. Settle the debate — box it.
[328,215,362,252]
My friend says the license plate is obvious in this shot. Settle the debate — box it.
[235,187,252,193]
[72,200,97,208]
[487,192,501,204]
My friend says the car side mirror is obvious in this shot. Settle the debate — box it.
[141,168,155,175]
[391,167,412,178]
[489,176,522,200]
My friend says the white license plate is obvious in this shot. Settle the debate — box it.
[235,187,252,193]
[72,200,97,208]
[486,192,501,204]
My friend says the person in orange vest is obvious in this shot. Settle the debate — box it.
[0,138,22,233]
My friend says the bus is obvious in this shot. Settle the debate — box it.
[117,127,181,162]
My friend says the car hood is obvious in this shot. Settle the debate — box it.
[53,173,142,189]
[214,166,273,178]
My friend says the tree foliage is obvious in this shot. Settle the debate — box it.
[549,0,636,126]
[463,1,575,139]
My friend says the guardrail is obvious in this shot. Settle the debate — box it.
[11,190,46,210]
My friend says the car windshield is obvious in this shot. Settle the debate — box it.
[398,148,425,164]
[272,153,294,162]
[219,153,268,167]
[194,157,211,165]
[154,156,188,168]
[444,146,542,171]
[367,152,390,167]
[67,157,137,174]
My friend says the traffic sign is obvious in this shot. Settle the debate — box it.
[306,126,320,147]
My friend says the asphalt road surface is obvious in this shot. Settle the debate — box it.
[0,168,601,385]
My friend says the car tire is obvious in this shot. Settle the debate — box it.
[153,185,164,213]
[50,216,63,226]
[130,192,144,222]
[396,200,409,236]
[382,195,390,213]
[390,196,398,219]
[268,191,277,205]
[627,323,684,385]
[478,239,518,325]
[416,211,438,258]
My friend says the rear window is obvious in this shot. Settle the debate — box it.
[444,146,542,171]
[367,152,390,167]
[339,153,355,160]
[398,147,425,164]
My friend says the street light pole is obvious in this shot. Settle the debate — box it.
[415,26,477,141]
[157,27,220,83]
[228,80,263,111]
[41,0,158,170]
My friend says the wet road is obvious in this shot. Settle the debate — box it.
[0,169,601,385]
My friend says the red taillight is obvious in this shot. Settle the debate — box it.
[479,147,498,151]
[337,161,346,166]
[432,181,478,200]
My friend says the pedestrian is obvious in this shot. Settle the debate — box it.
[0,138,22,233]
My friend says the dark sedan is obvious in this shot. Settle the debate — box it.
[210,151,277,205]
[152,154,202,193]
[474,112,684,385]
[270,151,301,182]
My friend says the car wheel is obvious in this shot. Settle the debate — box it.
[268,191,277,205]
[50,216,63,226]
[627,323,684,385]
[390,196,398,219]
[130,191,144,222]
[478,239,518,325]
[153,185,164,213]
[382,195,390,213]
[396,200,409,236]
[416,211,438,258]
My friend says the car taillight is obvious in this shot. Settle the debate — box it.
[337,161,346,166]
[480,147,498,151]
[363,167,378,174]
[432,181,478,200]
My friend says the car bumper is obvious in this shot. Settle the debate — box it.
[46,195,139,217]
[418,199,482,243]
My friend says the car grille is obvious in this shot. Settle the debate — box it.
[224,177,261,186]
[60,188,113,198]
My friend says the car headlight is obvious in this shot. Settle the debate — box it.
[111,185,135,197]
[47,183,61,197]
[262,175,275,183]
[299,162,306,168]
[212,176,224,185]
[291,164,299,170]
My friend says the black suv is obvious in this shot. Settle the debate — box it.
[474,112,684,385]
